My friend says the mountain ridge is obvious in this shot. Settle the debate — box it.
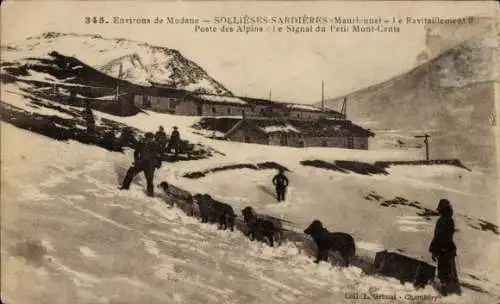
[321,34,498,172]
[2,31,233,96]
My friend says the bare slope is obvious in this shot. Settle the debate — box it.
[324,35,497,172]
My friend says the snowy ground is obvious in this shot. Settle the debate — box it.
[2,110,499,304]
[1,84,499,304]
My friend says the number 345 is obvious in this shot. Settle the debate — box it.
[85,17,106,24]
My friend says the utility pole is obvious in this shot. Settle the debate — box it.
[340,96,347,119]
[269,89,272,101]
[321,80,325,111]
[414,134,431,161]
[115,63,123,102]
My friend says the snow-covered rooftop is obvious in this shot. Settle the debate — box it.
[260,125,301,134]
[286,103,321,111]
[192,94,247,105]
[286,103,340,113]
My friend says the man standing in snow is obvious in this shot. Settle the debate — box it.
[272,169,289,202]
[155,126,167,155]
[167,126,181,155]
[119,132,162,197]
[429,199,461,296]
[83,100,95,141]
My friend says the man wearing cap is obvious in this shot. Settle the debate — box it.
[167,126,181,155]
[272,168,289,202]
[155,126,167,154]
[83,100,95,142]
[120,132,162,197]
[429,199,461,296]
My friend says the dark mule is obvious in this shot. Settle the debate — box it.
[304,220,356,267]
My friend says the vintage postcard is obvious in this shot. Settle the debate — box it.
[1,1,499,303]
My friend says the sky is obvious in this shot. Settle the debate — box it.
[1,1,497,104]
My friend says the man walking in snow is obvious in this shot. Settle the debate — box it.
[83,100,95,142]
[155,126,167,155]
[429,199,461,296]
[166,126,181,155]
[272,168,289,202]
[119,132,162,197]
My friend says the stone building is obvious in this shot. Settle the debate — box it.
[130,86,345,120]
[196,117,374,149]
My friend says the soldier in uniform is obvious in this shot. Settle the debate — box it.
[429,199,461,296]
[167,126,181,155]
[83,101,95,141]
[272,168,289,202]
[119,132,162,197]
[155,126,167,154]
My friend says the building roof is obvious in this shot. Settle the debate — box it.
[137,84,191,98]
[224,118,301,138]
[285,103,343,115]
[240,97,286,107]
[189,93,247,105]
[242,98,343,116]
[289,119,375,137]
[261,124,301,134]
[193,117,244,134]
[195,117,374,139]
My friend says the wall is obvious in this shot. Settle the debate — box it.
[200,103,248,116]
[268,133,302,147]
[288,110,323,120]
[134,94,182,113]
[304,136,347,148]
[302,136,369,150]
[246,105,267,117]
[227,128,269,145]
[151,96,178,113]
[175,99,199,115]
[353,137,369,150]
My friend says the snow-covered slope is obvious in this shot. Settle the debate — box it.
[1,35,499,301]
[2,122,499,304]
[2,32,232,95]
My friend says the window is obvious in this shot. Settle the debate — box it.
[212,107,216,114]
[296,114,300,118]
[227,108,232,114]
[244,136,250,143]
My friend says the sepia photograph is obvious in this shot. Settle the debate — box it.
[1,1,499,303]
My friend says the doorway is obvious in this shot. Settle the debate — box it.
[280,134,288,146]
